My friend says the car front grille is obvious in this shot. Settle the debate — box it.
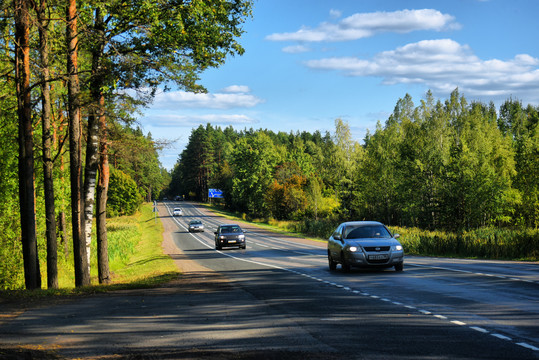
[363,246,390,252]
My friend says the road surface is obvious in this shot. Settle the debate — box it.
[0,201,537,359]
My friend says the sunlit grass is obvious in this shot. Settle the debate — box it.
[1,203,179,298]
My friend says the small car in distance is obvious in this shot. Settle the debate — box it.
[188,220,204,232]
[214,224,246,250]
[172,207,183,216]
[327,221,404,272]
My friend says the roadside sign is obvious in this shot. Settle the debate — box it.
[209,189,224,199]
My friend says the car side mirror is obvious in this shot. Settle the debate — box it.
[393,234,400,239]
[214,231,218,235]
[333,234,342,241]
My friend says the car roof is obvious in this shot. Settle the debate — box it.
[341,221,384,227]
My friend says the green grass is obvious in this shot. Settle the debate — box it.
[0,203,179,299]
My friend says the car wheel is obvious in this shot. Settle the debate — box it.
[341,252,350,272]
[394,263,404,272]
[215,242,222,250]
[328,252,337,271]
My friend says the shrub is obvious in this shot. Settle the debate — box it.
[107,167,143,217]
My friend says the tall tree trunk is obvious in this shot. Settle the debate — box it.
[37,0,58,289]
[66,0,89,286]
[92,8,110,284]
[97,92,110,284]
[15,0,41,290]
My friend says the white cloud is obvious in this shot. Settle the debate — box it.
[282,45,312,54]
[152,88,264,109]
[266,9,460,42]
[305,39,539,102]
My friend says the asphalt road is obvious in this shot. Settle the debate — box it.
[0,201,537,359]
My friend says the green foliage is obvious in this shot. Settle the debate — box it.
[391,226,539,260]
[109,126,169,201]
[231,132,281,218]
[0,88,25,290]
[0,0,253,289]
[168,90,539,236]
[107,167,144,217]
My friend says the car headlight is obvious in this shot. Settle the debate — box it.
[238,235,245,240]
[219,235,226,240]
[393,245,403,251]
[349,246,358,252]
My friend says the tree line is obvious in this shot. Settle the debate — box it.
[1,0,252,290]
[168,89,539,232]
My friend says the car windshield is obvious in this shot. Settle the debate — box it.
[190,221,201,225]
[344,225,391,239]
[221,226,241,233]
[174,208,181,211]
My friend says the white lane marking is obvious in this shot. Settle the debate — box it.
[517,342,539,351]
[470,326,489,333]
[492,333,512,341]
[451,321,467,326]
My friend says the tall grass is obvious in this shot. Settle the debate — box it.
[1,203,178,291]
[390,226,539,261]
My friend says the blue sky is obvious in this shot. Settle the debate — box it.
[139,0,539,170]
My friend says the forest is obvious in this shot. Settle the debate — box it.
[1,0,537,291]
[168,90,539,258]
[1,0,252,290]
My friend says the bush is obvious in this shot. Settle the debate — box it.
[107,167,143,217]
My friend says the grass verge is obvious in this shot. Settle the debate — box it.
[0,203,179,301]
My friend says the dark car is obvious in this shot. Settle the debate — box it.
[188,220,204,232]
[214,224,246,250]
[327,221,404,272]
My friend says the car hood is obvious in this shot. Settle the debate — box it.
[347,238,400,247]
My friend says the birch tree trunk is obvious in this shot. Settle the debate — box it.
[66,0,89,286]
[91,8,110,284]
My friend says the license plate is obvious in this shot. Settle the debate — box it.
[228,240,236,243]
[369,254,388,260]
